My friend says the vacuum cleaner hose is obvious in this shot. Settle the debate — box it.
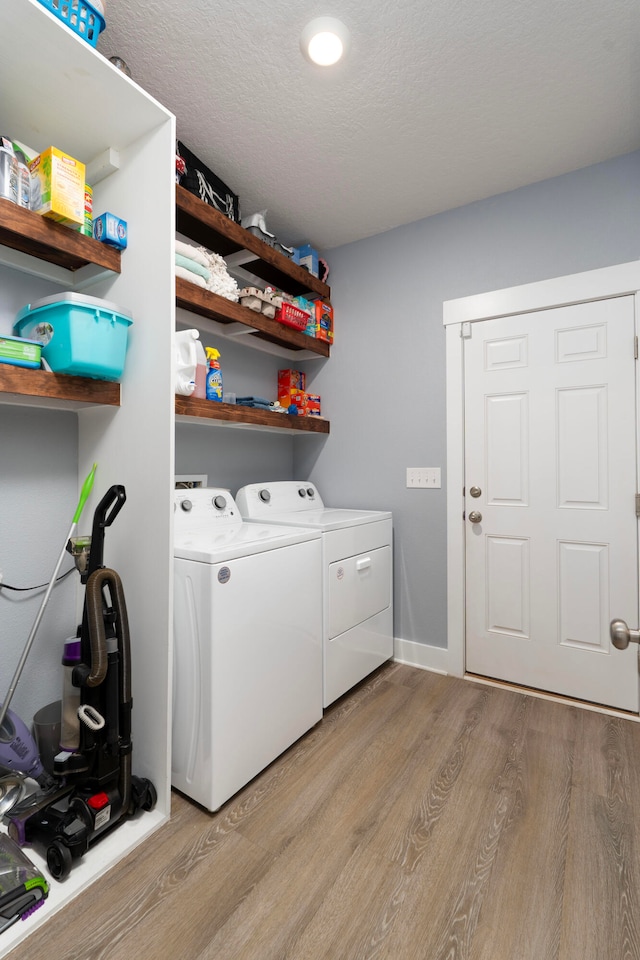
[85,568,129,691]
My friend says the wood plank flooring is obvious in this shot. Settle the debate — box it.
[10,663,640,960]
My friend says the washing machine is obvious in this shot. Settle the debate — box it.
[235,481,393,707]
[172,487,323,812]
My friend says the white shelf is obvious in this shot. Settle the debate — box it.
[1,2,169,166]
[0,2,176,956]
[0,810,166,956]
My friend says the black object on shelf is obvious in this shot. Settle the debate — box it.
[176,140,240,224]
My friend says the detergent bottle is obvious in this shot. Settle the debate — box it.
[174,329,197,396]
[205,347,223,401]
[193,336,207,399]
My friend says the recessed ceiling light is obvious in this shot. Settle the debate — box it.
[300,17,350,66]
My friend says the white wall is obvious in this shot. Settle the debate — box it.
[296,150,640,650]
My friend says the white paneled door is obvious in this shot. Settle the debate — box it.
[464,296,639,711]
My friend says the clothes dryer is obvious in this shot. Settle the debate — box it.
[235,481,393,707]
[172,488,322,811]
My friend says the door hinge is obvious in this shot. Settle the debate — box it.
[461,322,472,339]
[636,493,640,517]
[634,336,638,359]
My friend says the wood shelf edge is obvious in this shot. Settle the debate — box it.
[0,198,121,274]
[175,396,330,433]
[0,367,121,406]
[175,279,330,357]
[175,185,330,299]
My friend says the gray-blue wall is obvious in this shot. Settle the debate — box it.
[3,152,639,734]
[296,150,640,649]
[0,407,78,723]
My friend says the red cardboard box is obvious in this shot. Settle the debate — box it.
[288,391,308,415]
[278,369,306,394]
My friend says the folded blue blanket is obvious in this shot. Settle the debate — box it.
[236,396,273,410]
[175,252,211,281]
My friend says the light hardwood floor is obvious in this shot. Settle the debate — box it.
[10,663,640,960]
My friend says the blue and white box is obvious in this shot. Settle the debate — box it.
[93,212,128,249]
[295,243,319,277]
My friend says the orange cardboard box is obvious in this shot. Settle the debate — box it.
[315,300,334,344]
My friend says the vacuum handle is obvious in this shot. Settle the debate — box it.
[84,486,126,580]
[95,485,126,530]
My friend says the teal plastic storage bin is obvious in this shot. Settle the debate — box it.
[15,293,132,382]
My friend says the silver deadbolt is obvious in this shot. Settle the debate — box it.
[610,618,640,650]
[469,486,482,498]
[468,511,482,524]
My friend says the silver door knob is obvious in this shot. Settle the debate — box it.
[469,486,482,498]
[468,511,482,524]
[610,619,640,650]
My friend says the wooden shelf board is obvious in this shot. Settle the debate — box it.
[175,396,330,434]
[176,185,330,299]
[0,366,121,407]
[0,198,121,274]
[175,279,330,357]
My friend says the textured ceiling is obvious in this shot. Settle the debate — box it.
[97,0,639,251]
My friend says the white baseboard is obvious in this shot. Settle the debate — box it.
[393,638,449,675]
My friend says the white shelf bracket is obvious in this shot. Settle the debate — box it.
[222,322,259,338]
[225,250,260,268]
[86,147,121,186]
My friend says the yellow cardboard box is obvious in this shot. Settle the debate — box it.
[29,147,85,227]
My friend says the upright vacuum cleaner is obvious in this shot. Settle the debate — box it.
[5,484,156,880]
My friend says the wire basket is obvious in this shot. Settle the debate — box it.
[275,302,310,331]
[37,0,105,48]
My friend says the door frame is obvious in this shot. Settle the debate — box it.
[443,260,640,679]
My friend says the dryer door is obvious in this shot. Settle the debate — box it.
[328,545,392,639]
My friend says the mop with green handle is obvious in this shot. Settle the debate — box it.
[0,464,97,733]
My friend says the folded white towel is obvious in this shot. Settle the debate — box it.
[175,239,210,269]
[176,264,207,288]
[196,250,239,301]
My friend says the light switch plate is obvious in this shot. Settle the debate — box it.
[406,467,441,489]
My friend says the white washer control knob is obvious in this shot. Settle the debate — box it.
[259,489,271,502]
[213,495,227,510]
[180,499,192,512]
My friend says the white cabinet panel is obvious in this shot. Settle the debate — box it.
[328,545,391,640]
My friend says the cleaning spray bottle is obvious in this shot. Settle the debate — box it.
[205,347,223,401]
